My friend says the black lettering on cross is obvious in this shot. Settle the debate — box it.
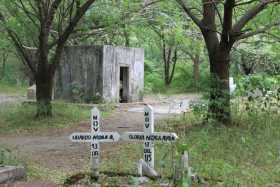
[144,154,152,162]
[92,144,98,149]
[93,121,98,126]
[93,115,98,120]
[145,123,149,128]
[93,151,99,156]
[144,142,150,147]
[145,117,149,122]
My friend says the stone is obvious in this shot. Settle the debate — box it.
[136,176,149,184]
[27,85,36,100]
[138,159,160,180]
[0,166,26,184]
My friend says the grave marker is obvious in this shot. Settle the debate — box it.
[122,105,178,169]
[69,107,120,177]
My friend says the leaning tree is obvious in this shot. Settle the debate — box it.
[0,0,99,117]
[176,0,280,124]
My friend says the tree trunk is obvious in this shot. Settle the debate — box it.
[208,48,231,124]
[164,71,171,86]
[0,53,8,80]
[193,54,200,89]
[35,66,54,117]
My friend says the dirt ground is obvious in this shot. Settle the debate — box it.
[0,94,199,186]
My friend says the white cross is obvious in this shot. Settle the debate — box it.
[122,105,178,168]
[69,107,120,177]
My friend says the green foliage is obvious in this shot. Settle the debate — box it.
[0,54,27,86]
[236,74,280,95]
[145,62,210,94]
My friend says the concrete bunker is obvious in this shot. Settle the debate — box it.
[55,45,144,103]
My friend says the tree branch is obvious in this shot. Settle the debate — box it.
[266,32,280,41]
[0,13,36,75]
[235,21,280,40]
[231,0,279,35]
[18,0,39,28]
[50,0,96,71]
[234,0,258,7]
[176,0,202,29]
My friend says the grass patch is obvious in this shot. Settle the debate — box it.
[83,104,280,186]
[158,105,280,186]
[0,102,112,134]
[0,82,27,95]
[0,147,20,166]
[1,98,279,186]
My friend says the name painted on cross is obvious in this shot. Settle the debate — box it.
[70,132,120,142]
[126,133,177,142]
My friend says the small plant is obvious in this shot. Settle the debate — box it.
[0,147,18,166]
[69,82,85,103]
[189,100,208,119]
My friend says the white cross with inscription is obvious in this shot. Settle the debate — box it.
[69,107,120,177]
[122,105,178,168]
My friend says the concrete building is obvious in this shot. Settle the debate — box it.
[55,45,144,103]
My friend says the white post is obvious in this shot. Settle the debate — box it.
[144,105,155,168]
[91,107,100,177]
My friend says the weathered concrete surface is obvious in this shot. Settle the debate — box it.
[27,85,36,100]
[55,45,144,103]
[102,46,144,103]
[0,166,26,184]
[55,46,103,102]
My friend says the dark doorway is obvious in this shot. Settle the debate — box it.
[120,67,129,103]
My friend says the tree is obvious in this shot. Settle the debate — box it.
[176,0,280,124]
[144,1,187,86]
[0,0,98,117]
[181,31,205,89]
[0,33,11,80]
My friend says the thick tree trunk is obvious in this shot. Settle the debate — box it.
[208,48,231,124]
[35,66,54,117]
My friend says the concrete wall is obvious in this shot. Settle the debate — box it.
[102,45,144,102]
[55,46,103,102]
[55,45,144,103]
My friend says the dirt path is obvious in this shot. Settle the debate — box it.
[0,94,199,186]
[0,94,25,104]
